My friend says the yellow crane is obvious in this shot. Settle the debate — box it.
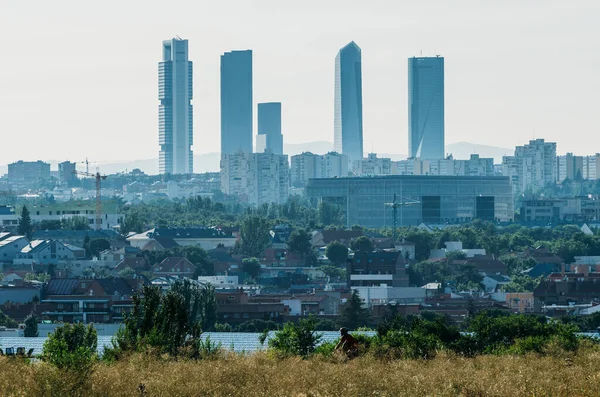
[73,170,107,230]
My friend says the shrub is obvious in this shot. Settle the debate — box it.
[42,323,97,371]
[266,317,322,358]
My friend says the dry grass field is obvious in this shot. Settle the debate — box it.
[1,349,600,397]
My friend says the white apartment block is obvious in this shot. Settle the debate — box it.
[393,155,493,177]
[290,152,348,187]
[220,152,289,206]
[556,153,600,183]
[502,139,557,196]
[355,153,392,176]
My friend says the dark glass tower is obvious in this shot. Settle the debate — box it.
[220,50,253,155]
[408,56,445,159]
[159,38,193,174]
[256,102,283,155]
[334,42,363,164]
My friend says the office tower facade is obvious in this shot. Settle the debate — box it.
[307,175,513,228]
[408,56,445,159]
[221,50,253,155]
[334,42,363,164]
[7,160,51,182]
[256,102,283,155]
[159,38,193,175]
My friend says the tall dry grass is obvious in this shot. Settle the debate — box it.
[2,348,600,396]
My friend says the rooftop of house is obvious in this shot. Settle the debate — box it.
[0,232,15,241]
[151,227,235,239]
[314,230,364,245]
[0,235,27,248]
[32,229,119,240]
[352,251,404,266]
[208,247,236,262]
[156,257,196,272]
[45,278,81,295]
[94,278,135,296]
[21,240,50,254]
[115,257,148,270]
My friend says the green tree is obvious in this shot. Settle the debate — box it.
[242,257,261,279]
[18,205,33,239]
[501,275,541,293]
[338,290,371,330]
[0,309,18,328]
[317,201,343,226]
[117,267,135,278]
[38,220,62,230]
[351,236,374,253]
[23,313,39,337]
[110,280,216,357]
[61,216,91,230]
[89,238,111,258]
[120,210,145,235]
[287,229,313,258]
[24,272,51,283]
[239,215,271,258]
[325,241,348,265]
[318,265,346,281]
[42,323,98,370]
[265,317,322,358]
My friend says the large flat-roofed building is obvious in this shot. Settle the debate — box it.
[306,175,513,228]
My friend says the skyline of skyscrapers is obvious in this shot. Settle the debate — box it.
[220,50,253,156]
[159,38,194,174]
[334,41,364,165]
[256,102,283,155]
[408,56,445,160]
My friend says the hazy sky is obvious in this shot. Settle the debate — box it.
[1,0,599,165]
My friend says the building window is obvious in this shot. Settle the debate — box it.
[228,296,235,300]
[57,304,64,310]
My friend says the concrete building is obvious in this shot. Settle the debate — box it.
[408,56,445,159]
[290,152,348,188]
[0,202,123,230]
[221,152,289,205]
[246,152,289,206]
[14,239,77,265]
[8,161,50,182]
[334,42,363,165]
[221,50,253,156]
[393,155,493,177]
[520,197,600,223]
[58,161,77,186]
[502,139,557,196]
[256,102,283,155]
[159,38,194,174]
[556,153,600,182]
[306,175,514,228]
[357,153,392,176]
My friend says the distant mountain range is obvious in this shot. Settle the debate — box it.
[0,141,513,176]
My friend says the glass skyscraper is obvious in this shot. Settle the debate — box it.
[159,38,193,174]
[221,50,253,155]
[334,42,363,164]
[256,102,283,155]
[408,56,445,160]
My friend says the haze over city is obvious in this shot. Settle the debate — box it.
[1,0,598,169]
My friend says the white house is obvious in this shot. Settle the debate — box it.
[0,236,30,263]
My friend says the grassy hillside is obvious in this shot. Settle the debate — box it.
[1,348,599,396]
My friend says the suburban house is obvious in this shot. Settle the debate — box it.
[0,235,30,263]
[153,257,197,278]
[14,240,77,265]
[127,227,236,250]
[38,277,145,323]
[310,230,364,248]
[215,289,286,324]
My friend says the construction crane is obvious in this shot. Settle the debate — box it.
[385,193,421,241]
[73,170,107,230]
